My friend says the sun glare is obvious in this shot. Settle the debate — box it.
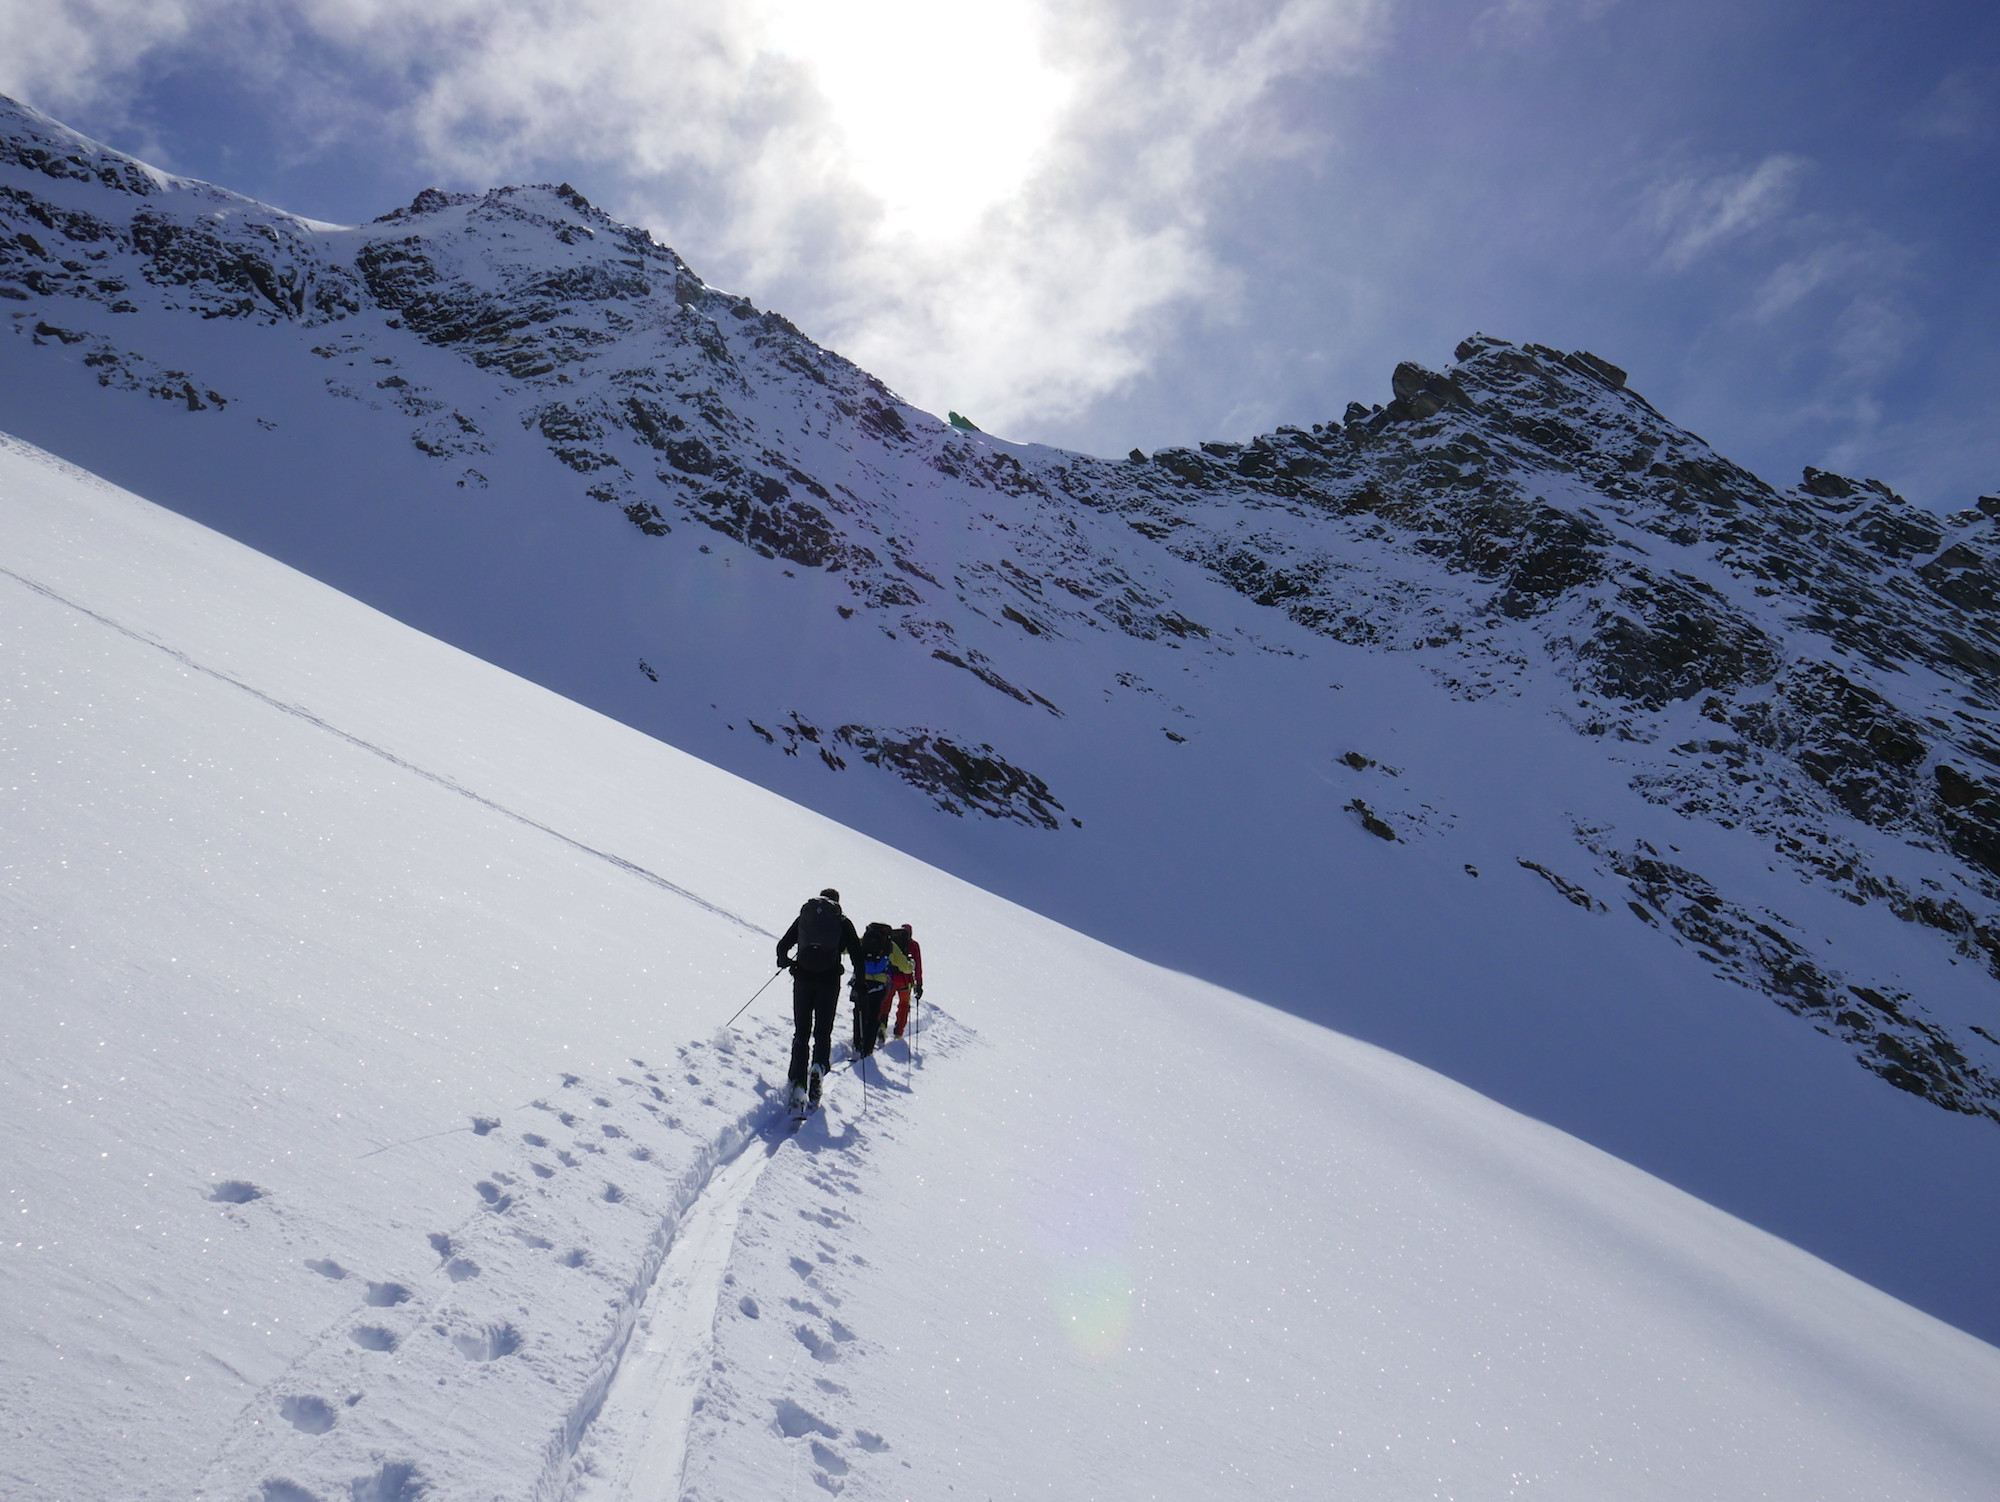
[759,0,1075,238]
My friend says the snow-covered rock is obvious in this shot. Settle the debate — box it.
[6,430,2000,1502]
[7,92,2000,1343]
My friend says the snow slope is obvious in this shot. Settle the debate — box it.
[8,93,2000,1347]
[6,440,2000,1500]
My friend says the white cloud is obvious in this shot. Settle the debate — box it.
[777,0,1392,429]
[1905,67,1995,143]
[1751,237,1907,323]
[1744,230,1915,384]
[1,0,1389,439]
[756,0,1077,241]
[1639,148,1921,456]
[1646,152,1807,270]
[1470,0,1620,50]
[384,0,1391,434]
[1827,292,1916,382]
[1752,245,1851,321]
[0,0,206,115]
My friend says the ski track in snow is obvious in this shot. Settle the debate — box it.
[183,1019,811,1502]
[177,1001,960,1502]
[673,1028,966,1502]
[11,419,2000,1501]
[569,1018,963,1502]
[566,1126,777,1502]
[0,558,770,939]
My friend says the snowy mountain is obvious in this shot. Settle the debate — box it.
[6,94,2000,1343]
[7,432,2000,1502]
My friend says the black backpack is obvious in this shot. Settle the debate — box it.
[859,921,894,969]
[795,898,844,972]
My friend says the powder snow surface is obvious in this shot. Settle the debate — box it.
[8,98,2000,1343]
[4,435,1998,1499]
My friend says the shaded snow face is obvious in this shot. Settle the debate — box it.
[6,94,2000,1340]
[5,379,2000,1502]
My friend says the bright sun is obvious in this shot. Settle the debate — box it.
[758,0,1076,239]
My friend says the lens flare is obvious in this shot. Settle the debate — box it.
[1029,1128,1140,1367]
[1049,1251,1134,1365]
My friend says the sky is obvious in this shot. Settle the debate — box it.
[4,0,1996,508]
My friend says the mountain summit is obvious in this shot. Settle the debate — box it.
[5,93,2000,1337]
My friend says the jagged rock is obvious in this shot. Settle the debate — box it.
[1573,570,1779,709]
[1518,859,1601,910]
[8,92,2000,1130]
[1934,764,2000,877]
[373,187,478,224]
[1776,663,1929,828]
[1845,495,1944,561]
[1565,351,1627,388]
[1802,465,1857,499]
[830,726,1064,827]
[1918,542,2000,615]
[1387,362,1476,421]
[1347,799,1398,841]
[1602,841,2000,1122]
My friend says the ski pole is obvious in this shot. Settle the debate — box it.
[720,967,784,1030]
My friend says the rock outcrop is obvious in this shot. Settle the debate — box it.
[5,91,1998,1124]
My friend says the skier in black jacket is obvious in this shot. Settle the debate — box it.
[776,887,863,1112]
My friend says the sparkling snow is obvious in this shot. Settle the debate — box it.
[4,439,1999,1499]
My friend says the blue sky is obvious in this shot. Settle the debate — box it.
[6,0,1995,507]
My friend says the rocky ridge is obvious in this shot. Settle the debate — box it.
[5,91,1999,1126]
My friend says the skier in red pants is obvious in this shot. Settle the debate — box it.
[886,924,923,1039]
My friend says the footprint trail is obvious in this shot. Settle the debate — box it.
[670,1011,978,1502]
[190,1016,803,1502]
[569,1133,778,1500]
